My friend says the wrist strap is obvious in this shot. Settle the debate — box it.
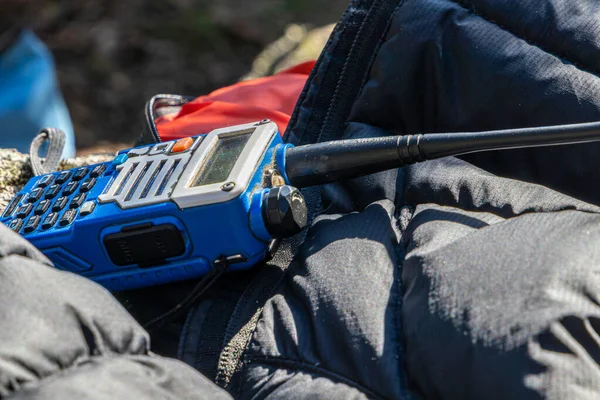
[29,128,66,176]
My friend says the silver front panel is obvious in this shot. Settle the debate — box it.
[98,151,192,209]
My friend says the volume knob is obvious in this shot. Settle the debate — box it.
[262,185,307,238]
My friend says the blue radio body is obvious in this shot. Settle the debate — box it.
[1,121,293,291]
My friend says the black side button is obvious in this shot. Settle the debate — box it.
[103,223,185,267]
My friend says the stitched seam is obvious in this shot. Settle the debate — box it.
[449,0,600,78]
[245,356,385,400]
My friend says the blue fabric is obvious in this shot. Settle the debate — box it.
[0,30,75,158]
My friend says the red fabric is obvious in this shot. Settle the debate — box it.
[156,60,316,140]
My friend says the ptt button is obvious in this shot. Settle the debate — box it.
[27,188,44,203]
[55,171,71,184]
[8,218,23,232]
[34,199,51,215]
[127,147,150,157]
[52,196,69,212]
[90,164,106,178]
[2,194,24,218]
[79,178,96,193]
[149,142,174,156]
[80,201,96,216]
[59,209,77,227]
[16,203,33,218]
[42,212,59,229]
[171,137,194,153]
[70,193,86,209]
[63,181,78,196]
[23,215,41,233]
[36,174,54,188]
[72,167,88,181]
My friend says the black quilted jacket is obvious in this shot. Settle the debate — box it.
[3,0,600,399]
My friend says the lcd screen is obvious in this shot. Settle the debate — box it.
[191,132,252,187]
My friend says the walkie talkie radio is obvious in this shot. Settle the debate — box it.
[1,120,297,291]
[4,118,600,291]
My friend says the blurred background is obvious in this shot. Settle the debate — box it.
[2,0,346,155]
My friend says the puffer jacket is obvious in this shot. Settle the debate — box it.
[3,0,600,399]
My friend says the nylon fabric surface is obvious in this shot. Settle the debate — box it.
[401,160,600,399]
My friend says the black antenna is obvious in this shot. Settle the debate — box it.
[285,121,600,188]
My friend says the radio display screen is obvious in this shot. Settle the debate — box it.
[191,132,252,187]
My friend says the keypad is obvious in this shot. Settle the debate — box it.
[36,174,54,188]
[42,213,59,230]
[45,184,61,199]
[72,167,88,181]
[16,203,33,218]
[8,218,23,232]
[63,181,78,196]
[23,215,41,233]
[27,188,44,203]
[2,194,24,218]
[70,193,86,209]
[55,171,71,184]
[34,200,51,215]
[53,196,69,212]
[59,209,77,227]
[90,164,106,178]
[5,162,108,234]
